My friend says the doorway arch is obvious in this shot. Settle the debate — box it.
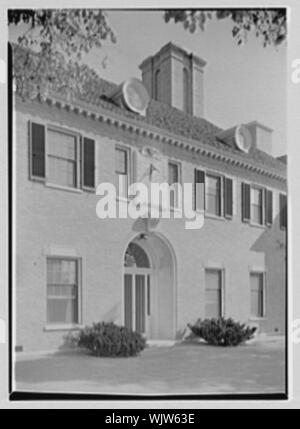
[123,233,176,339]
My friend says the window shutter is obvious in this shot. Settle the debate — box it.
[194,169,205,211]
[279,194,287,229]
[265,189,273,226]
[82,137,95,188]
[30,121,45,179]
[224,177,233,218]
[242,182,251,222]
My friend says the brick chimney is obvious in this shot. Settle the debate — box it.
[139,42,206,117]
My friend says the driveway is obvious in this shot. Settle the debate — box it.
[14,338,285,395]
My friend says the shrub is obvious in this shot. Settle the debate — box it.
[76,322,146,357]
[188,318,257,347]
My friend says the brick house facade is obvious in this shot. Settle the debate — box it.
[13,43,287,352]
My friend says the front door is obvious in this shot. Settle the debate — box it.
[124,272,151,336]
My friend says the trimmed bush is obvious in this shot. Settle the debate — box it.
[188,318,257,347]
[76,322,146,357]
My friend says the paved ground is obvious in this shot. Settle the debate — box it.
[15,338,285,395]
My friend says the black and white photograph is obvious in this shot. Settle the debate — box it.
[1,0,300,410]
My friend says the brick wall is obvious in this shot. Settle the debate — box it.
[14,99,287,352]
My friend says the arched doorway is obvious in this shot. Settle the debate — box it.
[124,242,152,336]
[123,234,176,339]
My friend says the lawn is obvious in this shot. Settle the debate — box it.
[14,338,285,395]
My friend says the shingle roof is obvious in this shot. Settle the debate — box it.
[76,74,286,175]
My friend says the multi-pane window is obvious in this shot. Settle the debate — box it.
[250,187,263,225]
[205,174,221,216]
[47,258,80,325]
[168,161,181,208]
[47,129,77,188]
[205,269,222,318]
[115,146,129,198]
[29,121,95,190]
[242,183,274,227]
[250,272,265,318]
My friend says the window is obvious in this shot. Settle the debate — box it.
[250,187,263,225]
[242,182,267,226]
[168,161,181,208]
[47,258,80,325]
[115,146,130,198]
[206,174,221,216]
[250,272,265,318]
[194,169,205,211]
[279,193,287,230]
[124,243,150,268]
[205,269,223,318]
[47,129,78,188]
[29,121,95,190]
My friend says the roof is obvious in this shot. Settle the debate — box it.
[277,155,287,164]
[12,43,286,177]
[76,73,286,175]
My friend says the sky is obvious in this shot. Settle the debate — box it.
[9,10,287,156]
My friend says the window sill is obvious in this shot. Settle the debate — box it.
[45,183,83,194]
[249,317,267,322]
[205,213,225,222]
[249,222,266,230]
[44,324,83,332]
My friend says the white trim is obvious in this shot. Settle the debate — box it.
[44,324,83,332]
[204,267,225,318]
[115,144,131,199]
[122,232,177,340]
[19,96,286,183]
[241,181,266,228]
[45,124,81,190]
[205,171,223,218]
[44,245,79,257]
[28,118,96,193]
[168,159,182,210]
[45,255,82,326]
[249,270,267,319]
[45,182,82,194]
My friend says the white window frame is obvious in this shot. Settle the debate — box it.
[115,144,131,201]
[168,160,182,210]
[250,184,265,227]
[204,267,225,319]
[45,256,82,329]
[205,172,223,218]
[45,124,81,191]
[249,271,266,320]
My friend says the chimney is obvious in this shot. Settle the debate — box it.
[139,42,206,117]
[246,121,273,155]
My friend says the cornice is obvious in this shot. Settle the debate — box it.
[16,93,287,184]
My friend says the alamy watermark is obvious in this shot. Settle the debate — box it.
[96,177,205,230]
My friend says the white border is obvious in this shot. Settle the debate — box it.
[0,0,298,409]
